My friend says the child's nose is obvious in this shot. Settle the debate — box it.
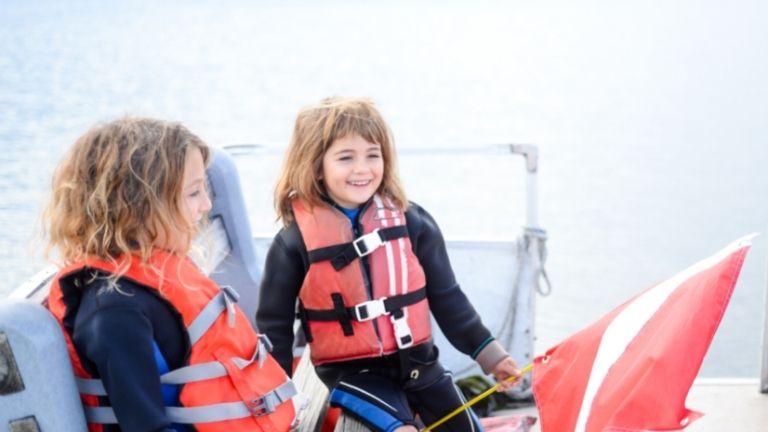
[353,158,371,172]
[202,193,213,212]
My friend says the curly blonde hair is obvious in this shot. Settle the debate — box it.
[44,117,210,271]
[274,96,407,225]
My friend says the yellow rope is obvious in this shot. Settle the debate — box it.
[420,363,534,432]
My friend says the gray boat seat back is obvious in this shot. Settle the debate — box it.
[191,148,262,326]
[0,299,88,431]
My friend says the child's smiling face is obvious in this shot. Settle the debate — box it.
[321,133,384,209]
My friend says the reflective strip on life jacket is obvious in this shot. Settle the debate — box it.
[75,335,274,393]
[374,195,414,349]
[82,380,297,424]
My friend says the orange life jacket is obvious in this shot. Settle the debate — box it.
[48,251,298,432]
[294,194,431,365]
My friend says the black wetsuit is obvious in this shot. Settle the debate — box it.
[256,201,495,431]
[58,271,189,432]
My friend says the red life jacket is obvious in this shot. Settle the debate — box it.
[48,251,298,432]
[294,194,431,365]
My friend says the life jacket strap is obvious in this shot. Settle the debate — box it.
[81,380,297,424]
[296,301,314,342]
[76,334,273,393]
[187,285,240,345]
[307,226,409,271]
[299,288,426,325]
[331,293,355,336]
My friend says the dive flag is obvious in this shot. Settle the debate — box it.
[532,235,753,432]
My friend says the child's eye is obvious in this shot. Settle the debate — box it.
[368,153,381,159]
[188,191,200,198]
[338,156,353,162]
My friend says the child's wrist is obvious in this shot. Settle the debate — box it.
[475,340,509,374]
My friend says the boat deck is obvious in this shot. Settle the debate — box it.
[503,379,768,431]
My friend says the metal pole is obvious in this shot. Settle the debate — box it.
[761,235,768,393]
[504,144,544,399]
[509,144,539,229]
[526,169,538,229]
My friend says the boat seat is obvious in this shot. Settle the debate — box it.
[191,148,262,325]
[0,299,88,431]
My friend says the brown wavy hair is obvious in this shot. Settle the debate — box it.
[44,117,210,272]
[275,96,407,225]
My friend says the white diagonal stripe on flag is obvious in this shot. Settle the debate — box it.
[573,234,755,432]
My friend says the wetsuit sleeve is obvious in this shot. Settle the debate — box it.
[256,225,308,376]
[405,203,495,357]
[73,303,173,432]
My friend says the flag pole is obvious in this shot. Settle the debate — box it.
[420,363,534,432]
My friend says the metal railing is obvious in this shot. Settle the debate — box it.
[762,247,768,393]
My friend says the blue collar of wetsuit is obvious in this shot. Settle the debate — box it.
[337,205,360,225]
[322,195,362,226]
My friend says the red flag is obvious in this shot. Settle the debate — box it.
[532,235,753,432]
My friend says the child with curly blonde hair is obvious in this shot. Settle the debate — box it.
[46,117,299,432]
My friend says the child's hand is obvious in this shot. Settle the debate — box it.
[491,356,521,392]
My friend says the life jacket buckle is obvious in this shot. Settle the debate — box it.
[353,228,383,257]
[221,285,239,328]
[247,394,276,417]
[255,334,273,368]
[391,314,414,349]
[354,298,387,321]
[258,333,274,352]
[220,285,241,302]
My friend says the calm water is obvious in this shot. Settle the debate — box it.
[1,0,767,377]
